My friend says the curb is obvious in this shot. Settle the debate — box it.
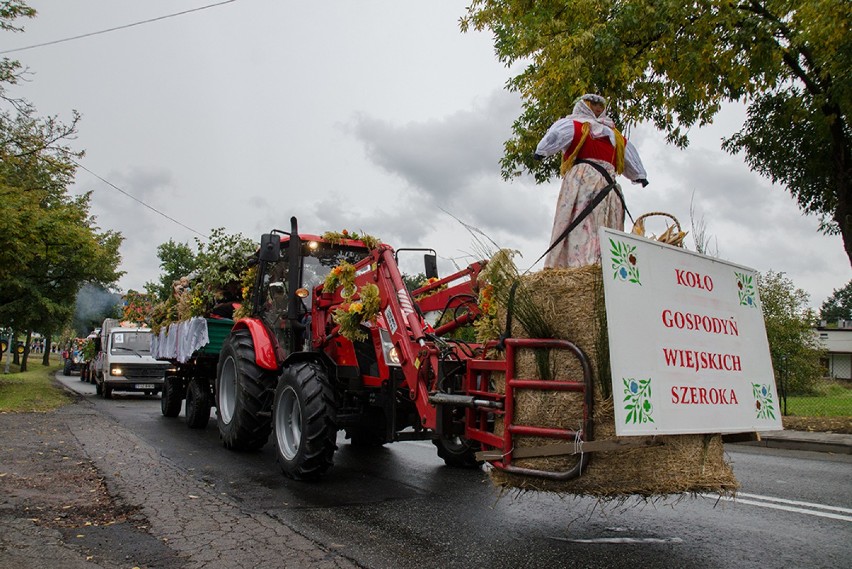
[736,431,852,455]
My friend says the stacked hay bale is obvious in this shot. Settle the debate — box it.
[488,264,738,497]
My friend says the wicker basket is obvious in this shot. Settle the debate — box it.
[631,212,688,248]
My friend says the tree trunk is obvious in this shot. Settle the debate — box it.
[42,334,52,366]
[827,103,851,266]
[20,330,32,372]
[12,334,20,366]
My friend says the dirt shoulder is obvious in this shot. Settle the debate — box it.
[782,415,852,434]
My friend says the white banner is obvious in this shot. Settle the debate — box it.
[600,228,783,436]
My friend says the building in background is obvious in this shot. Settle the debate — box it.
[815,321,852,380]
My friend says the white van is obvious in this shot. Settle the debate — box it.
[94,319,169,399]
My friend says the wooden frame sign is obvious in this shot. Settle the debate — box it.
[599,228,783,436]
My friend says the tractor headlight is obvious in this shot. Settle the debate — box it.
[379,328,400,367]
[110,365,123,376]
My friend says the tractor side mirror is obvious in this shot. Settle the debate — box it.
[424,253,438,280]
[259,234,280,262]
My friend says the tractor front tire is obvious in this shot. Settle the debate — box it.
[216,330,273,450]
[273,362,337,480]
[433,436,482,468]
[185,378,212,429]
[161,376,183,418]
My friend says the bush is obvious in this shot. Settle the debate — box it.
[759,271,824,394]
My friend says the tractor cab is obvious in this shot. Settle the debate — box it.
[253,219,373,357]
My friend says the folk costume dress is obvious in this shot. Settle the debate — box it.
[536,96,648,268]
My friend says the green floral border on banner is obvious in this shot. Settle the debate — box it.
[610,239,641,285]
[735,271,756,307]
[752,383,776,420]
[623,378,654,424]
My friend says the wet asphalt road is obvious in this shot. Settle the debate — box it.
[59,374,851,569]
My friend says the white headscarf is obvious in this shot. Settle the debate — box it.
[565,94,616,140]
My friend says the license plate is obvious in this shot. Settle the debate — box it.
[136,384,155,389]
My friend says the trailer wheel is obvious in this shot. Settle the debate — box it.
[433,436,482,468]
[273,362,337,480]
[161,376,183,418]
[216,330,273,450]
[185,378,211,429]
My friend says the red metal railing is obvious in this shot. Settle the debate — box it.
[464,338,594,480]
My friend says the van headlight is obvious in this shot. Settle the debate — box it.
[110,365,123,376]
[379,328,400,367]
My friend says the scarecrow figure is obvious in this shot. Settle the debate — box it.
[535,94,648,268]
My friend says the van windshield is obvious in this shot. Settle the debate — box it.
[110,331,153,355]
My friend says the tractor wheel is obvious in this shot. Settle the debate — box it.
[433,435,482,468]
[63,362,71,376]
[185,378,211,429]
[161,376,183,418]
[273,362,337,480]
[215,330,273,450]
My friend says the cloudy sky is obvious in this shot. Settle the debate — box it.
[7,1,848,310]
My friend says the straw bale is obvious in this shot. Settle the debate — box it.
[488,265,738,497]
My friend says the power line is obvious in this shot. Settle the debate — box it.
[71,159,208,240]
[0,0,236,55]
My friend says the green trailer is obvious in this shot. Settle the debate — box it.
[154,317,236,429]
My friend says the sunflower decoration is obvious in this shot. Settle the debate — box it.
[332,283,381,342]
[232,265,257,320]
[323,261,357,298]
[413,276,447,301]
[473,283,502,342]
[322,229,381,250]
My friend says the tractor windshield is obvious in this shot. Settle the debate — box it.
[301,245,370,303]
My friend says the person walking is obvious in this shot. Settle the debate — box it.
[535,93,648,268]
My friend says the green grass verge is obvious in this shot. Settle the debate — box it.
[785,382,852,417]
[0,362,72,412]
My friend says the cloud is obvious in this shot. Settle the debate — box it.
[347,90,521,200]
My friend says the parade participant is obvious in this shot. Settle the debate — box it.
[534,93,648,268]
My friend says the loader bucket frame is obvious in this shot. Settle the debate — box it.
[463,338,594,480]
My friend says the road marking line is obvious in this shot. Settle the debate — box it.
[735,492,852,515]
[550,537,683,544]
[703,494,852,522]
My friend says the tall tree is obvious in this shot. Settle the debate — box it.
[1,1,123,367]
[461,1,851,262]
[758,270,824,394]
[144,239,198,302]
[819,280,852,323]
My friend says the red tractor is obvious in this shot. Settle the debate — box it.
[197,217,591,480]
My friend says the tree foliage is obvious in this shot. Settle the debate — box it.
[144,239,198,302]
[0,1,123,363]
[819,279,852,323]
[461,0,852,262]
[758,270,824,394]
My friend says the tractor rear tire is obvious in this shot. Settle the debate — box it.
[185,378,211,429]
[216,330,273,450]
[273,362,337,480]
[433,436,482,468]
[161,376,183,418]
